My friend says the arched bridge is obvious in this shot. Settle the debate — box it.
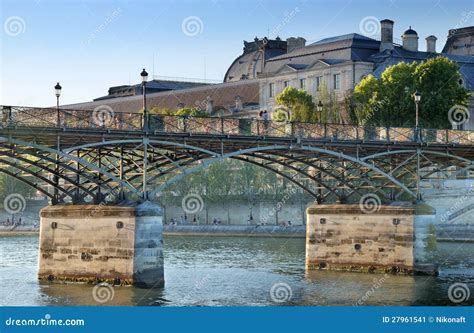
[1,105,474,205]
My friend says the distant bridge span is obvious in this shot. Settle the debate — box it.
[1,105,474,204]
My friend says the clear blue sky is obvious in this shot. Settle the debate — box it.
[1,0,473,106]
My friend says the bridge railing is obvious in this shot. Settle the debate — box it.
[0,106,143,130]
[2,105,474,145]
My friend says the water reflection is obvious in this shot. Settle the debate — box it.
[1,235,473,306]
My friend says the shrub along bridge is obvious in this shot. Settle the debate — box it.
[1,105,472,286]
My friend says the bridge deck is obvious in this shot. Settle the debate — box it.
[1,106,474,204]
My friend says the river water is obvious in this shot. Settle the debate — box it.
[0,235,473,306]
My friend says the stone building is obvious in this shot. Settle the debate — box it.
[64,79,260,117]
[224,37,288,82]
[250,19,474,125]
[256,34,377,121]
[94,79,214,101]
[442,26,474,56]
[64,18,474,127]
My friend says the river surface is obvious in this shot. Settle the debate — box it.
[0,235,473,306]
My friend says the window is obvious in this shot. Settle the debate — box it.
[284,80,290,88]
[269,83,275,97]
[315,76,323,91]
[333,74,340,90]
[300,78,306,90]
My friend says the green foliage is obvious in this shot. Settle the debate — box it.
[0,173,36,206]
[415,57,471,128]
[317,81,341,123]
[175,107,208,117]
[158,159,312,221]
[149,107,172,115]
[352,57,471,128]
[350,74,381,125]
[275,87,317,122]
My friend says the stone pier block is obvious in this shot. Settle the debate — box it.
[38,201,164,288]
[306,203,438,275]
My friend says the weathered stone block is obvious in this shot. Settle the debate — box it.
[38,201,164,288]
[306,203,438,275]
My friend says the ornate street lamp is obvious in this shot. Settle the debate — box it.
[54,82,62,127]
[141,68,149,132]
[413,91,421,142]
[317,100,323,123]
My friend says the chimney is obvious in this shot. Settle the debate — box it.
[380,19,394,51]
[426,35,437,53]
[235,95,243,111]
[402,26,419,52]
[286,37,306,53]
[206,96,214,114]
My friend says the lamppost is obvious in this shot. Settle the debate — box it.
[141,68,149,132]
[316,100,324,202]
[413,90,421,142]
[317,100,323,124]
[54,82,62,127]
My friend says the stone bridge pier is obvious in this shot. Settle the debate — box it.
[37,201,164,288]
[305,203,438,276]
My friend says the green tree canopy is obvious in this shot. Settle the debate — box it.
[352,56,471,128]
[275,87,317,122]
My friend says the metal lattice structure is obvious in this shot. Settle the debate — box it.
[1,105,474,204]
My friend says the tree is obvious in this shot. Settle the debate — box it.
[350,74,382,125]
[352,57,471,128]
[415,57,471,128]
[150,107,172,115]
[275,87,317,122]
[318,81,342,123]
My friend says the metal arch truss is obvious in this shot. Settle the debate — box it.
[1,132,474,204]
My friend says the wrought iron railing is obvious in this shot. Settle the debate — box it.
[1,105,473,145]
